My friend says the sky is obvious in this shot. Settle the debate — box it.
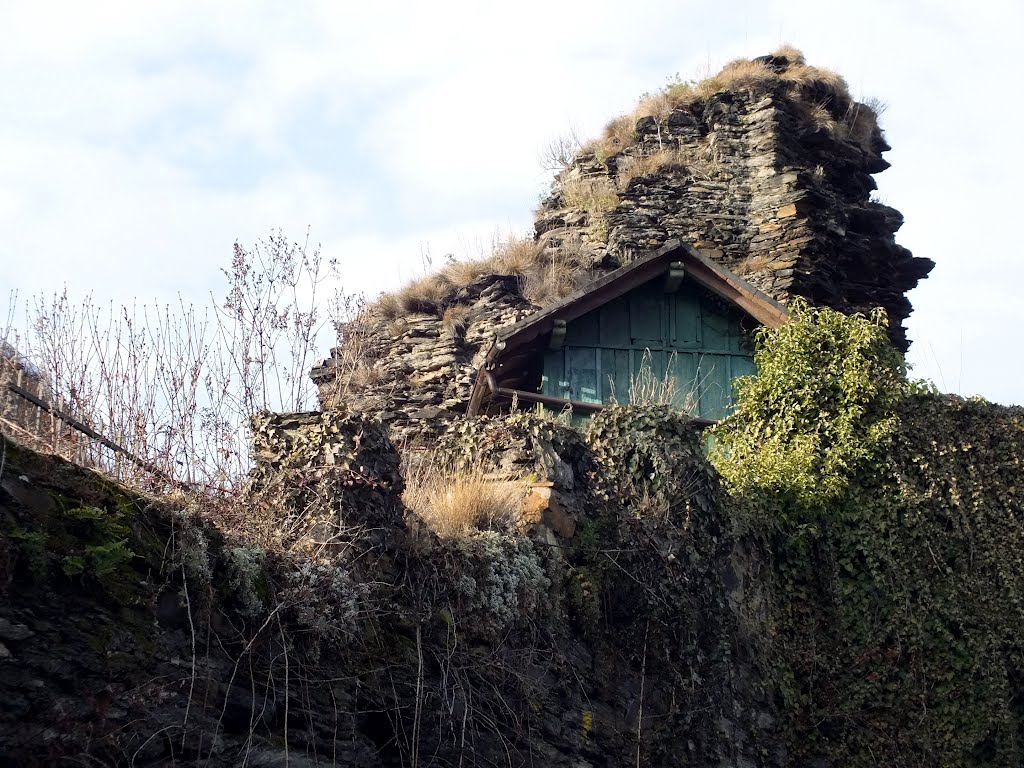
[1,0,1021,405]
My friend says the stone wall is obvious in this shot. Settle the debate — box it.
[0,411,781,767]
[312,274,536,445]
[539,60,932,351]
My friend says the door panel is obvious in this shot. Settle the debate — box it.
[601,347,632,404]
[673,289,702,348]
[567,347,600,403]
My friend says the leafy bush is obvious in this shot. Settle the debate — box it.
[711,300,908,520]
[587,404,713,520]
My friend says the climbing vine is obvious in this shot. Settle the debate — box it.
[712,302,1024,767]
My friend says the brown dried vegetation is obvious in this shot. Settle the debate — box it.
[402,455,530,539]
[441,304,473,339]
[587,47,873,160]
[396,274,455,315]
[491,236,544,277]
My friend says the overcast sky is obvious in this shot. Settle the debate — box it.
[1,0,1021,405]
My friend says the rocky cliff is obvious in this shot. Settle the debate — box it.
[4,306,1023,767]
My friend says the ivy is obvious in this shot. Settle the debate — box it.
[712,302,1024,766]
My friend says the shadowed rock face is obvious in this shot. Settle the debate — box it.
[0,417,781,768]
[313,54,932,441]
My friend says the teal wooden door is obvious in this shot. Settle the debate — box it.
[541,278,755,420]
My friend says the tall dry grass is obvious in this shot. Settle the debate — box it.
[402,454,530,539]
[581,48,870,161]
[608,349,701,414]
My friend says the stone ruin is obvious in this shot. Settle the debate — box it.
[311,49,934,445]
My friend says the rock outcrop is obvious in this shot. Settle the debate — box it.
[314,48,932,443]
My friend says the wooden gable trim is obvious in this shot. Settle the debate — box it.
[683,248,790,329]
[492,239,787,357]
[467,239,790,416]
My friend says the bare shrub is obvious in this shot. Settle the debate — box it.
[2,229,358,494]
[402,455,529,539]
[318,313,389,407]
[539,128,584,173]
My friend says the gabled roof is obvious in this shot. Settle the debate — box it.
[495,239,787,353]
[467,239,789,417]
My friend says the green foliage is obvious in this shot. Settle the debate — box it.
[714,302,1024,766]
[9,527,48,579]
[8,503,137,583]
[437,408,587,480]
[281,559,365,661]
[225,545,268,617]
[711,300,908,520]
[62,540,134,577]
[172,510,214,587]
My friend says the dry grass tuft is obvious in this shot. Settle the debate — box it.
[780,64,851,102]
[579,49,860,164]
[403,456,529,539]
[375,293,402,321]
[350,361,385,388]
[635,89,677,123]
[443,259,490,288]
[521,237,592,306]
[842,99,883,151]
[441,304,473,339]
[561,175,619,214]
[770,44,806,65]
[598,115,637,159]
[616,144,722,188]
[735,252,778,276]
[491,236,544,276]
[609,350,698,413]
[712,58,777,93]
[802,101,840,134]
[396,274,455,315]
[616,148,689,188]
